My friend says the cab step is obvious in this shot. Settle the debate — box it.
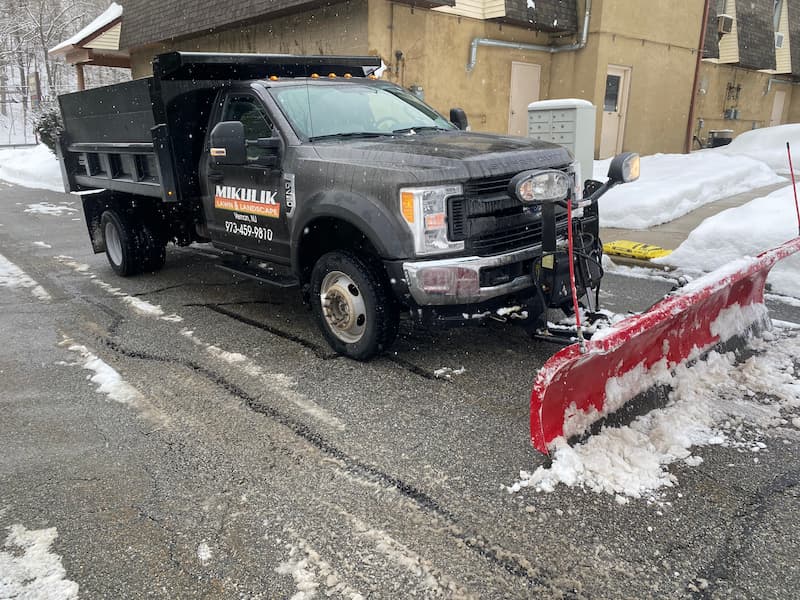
[218,259,299,288]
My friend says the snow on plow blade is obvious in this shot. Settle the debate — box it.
[530,236,800,454]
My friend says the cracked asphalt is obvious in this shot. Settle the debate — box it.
[1,181,799,599]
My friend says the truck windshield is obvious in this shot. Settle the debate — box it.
[269,83,455,140]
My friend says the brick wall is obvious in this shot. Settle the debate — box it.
[735,0,776,70]
[500,0,578,33]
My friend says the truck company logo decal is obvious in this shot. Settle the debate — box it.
[214,185,280,218]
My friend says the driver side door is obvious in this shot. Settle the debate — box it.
[202,92,289,261]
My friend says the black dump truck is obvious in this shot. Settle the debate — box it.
[56,52,638,359]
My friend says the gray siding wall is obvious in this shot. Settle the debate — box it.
[735,0,776,70]
[704,5,720,59]
[788,0,800,76]
[121,0,334,49]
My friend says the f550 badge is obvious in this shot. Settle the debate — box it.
[214,185,280,219]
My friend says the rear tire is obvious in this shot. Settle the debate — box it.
[101,210,165,277]
[310,251,399,360]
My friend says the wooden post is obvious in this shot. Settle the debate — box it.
[76,63,85,91]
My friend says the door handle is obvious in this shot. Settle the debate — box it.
[208,170,224,182]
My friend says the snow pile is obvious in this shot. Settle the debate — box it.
[0,145,64,192]
[0,252,51,301]
[0,523,79,599]
[509,329,800,500]
[62,339,169,427]
[594,152,784,229]
[659,183,800,297]
[719,123,800,175]
[25,202,78,216]
[68,342,144,407]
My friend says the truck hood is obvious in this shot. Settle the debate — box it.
[311,131,574,182]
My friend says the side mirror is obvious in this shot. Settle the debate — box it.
[209,121,246,165]
[250,137,281,168]
[450,108,469,131]
[607,152,640,184]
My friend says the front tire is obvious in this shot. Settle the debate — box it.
[310,251,399,360]
[101,210,165,277]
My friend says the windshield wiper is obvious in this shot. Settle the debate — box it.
[308,132,387,141]
[391,126,449,135]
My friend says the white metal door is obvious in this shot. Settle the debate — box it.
[770,90,786,127]
[599,65,631,158]
[508,62,541,137]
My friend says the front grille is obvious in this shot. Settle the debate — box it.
[471,221,542,253]
[448,196,467,240]
[447,172,570,255]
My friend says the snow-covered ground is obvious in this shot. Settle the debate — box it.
[659,183,800,297]
[0,252,51,301]
[594,151,785,229]
[595,124,800,230]
[719,123,800,176]
[0,108,36,145]
[595,124,800,298]
[0,144,64,192]
[0,522,79,599]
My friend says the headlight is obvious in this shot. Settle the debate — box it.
[399,185,464,256]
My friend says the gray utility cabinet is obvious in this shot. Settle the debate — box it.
[527,99,596,186]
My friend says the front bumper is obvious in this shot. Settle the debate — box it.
[402,245,541,306]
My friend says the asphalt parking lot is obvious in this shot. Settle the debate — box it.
[2,181,799,599]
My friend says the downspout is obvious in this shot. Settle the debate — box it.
[465,0,592,72]
[684,0,711,153]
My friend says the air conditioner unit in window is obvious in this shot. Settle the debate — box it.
[775,31,785,49]
[718,14,734,34]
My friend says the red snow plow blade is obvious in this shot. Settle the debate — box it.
[530,236,800,454]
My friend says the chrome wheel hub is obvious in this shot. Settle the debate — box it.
[320,271,367,343]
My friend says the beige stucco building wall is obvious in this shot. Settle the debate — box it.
[126,0,793,158]
[549,0,704,156]
[787,86,800,122]
[694,63,795,139]
[367,1,553,134]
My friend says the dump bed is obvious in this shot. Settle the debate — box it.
[57,52,381,203]
[57,75,184,201]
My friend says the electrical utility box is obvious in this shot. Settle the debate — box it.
[527,99,596,186]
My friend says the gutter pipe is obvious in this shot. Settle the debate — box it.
[465,0,592,72]
[684,0,711,153]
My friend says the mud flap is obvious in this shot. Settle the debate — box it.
[530,236,800,454]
